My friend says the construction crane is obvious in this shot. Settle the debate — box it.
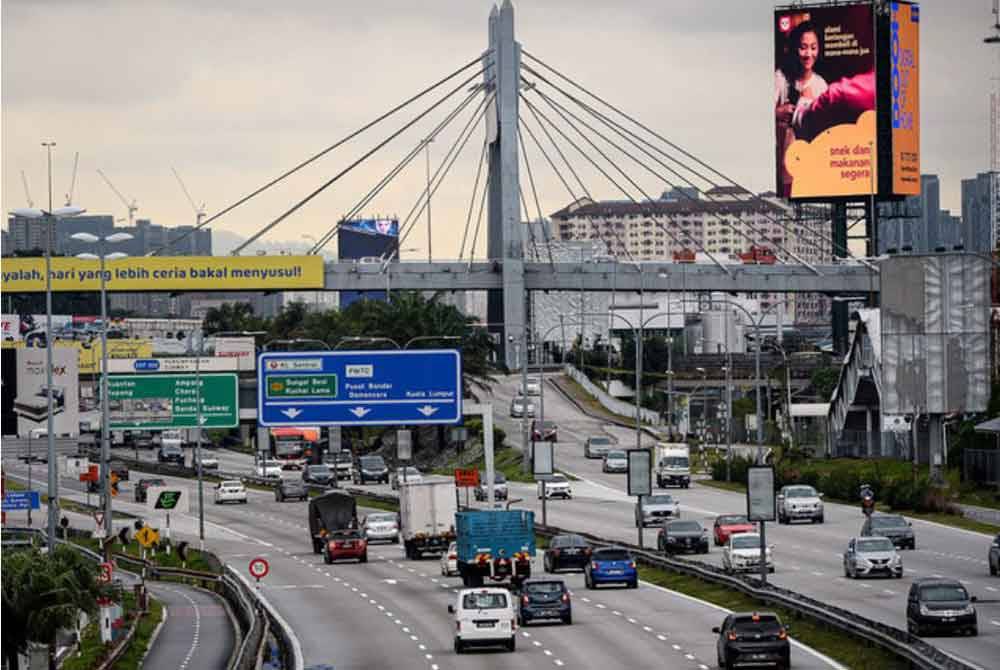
[987,0,1000,43]
[20,171,34,208]
[97,169,138,225]
[64,152,79,206]
[171,167,206,226]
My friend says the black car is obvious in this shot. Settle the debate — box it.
[989,534,999,577]
[906,578,978,637]
[544,534,592,572]
[714,612,790,669]
[518,579,572,626]
[861,513,915,550]
[276,478,308,502]
[134,477,166,503]
[658,520,709,555]
[157,445,185,466]
[303,464,334,486]
[353,455,389,484]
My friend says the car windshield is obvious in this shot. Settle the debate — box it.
[660,456,689,467]
[607,451,626,459]
[221,480,242,488]
[552,535,588,548]
[550,474,568,483]
[309,466,331,474]
[525,582,564,594]
[594,549,630,562]
[784,486,817,498]
[360,457,385,468]
[857,538,894,552]
[163,446,182,454]
[462,592,508,610]
[282,479,303,487]
[145,479,165,487]
[334,453,352,462]
[731,535,760,549]
[368,513,396,523]
[920,585,968,602]
[645,495,674,505]
[733,615,782,635]
[400,467,420,476]
[668,521,702,533]
[719,515,749,525]
[589,437,611,445]
[872,516,908,528]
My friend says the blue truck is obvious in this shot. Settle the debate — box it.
[455,509,535,588]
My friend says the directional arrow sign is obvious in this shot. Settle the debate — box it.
[257,349,462,427]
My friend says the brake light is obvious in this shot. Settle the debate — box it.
[522,595,529,606]
[561,593,570,603]
[449,554,457,560]
[629,561,637,569]
[551,549,561,556]
[583,547,592,555]
[591,562,599,570]
[778,628,787,640]
[727,631,737,641]
[456,621,461,631]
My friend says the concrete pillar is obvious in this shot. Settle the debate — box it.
[928,414,945,486]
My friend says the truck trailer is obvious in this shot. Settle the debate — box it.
[400,479,457,559]
[455,509,535,588]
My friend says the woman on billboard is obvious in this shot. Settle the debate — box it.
[775,20,828,197]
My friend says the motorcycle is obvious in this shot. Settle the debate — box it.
[860,484,875,517]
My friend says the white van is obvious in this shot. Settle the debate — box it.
[449,587,517,653]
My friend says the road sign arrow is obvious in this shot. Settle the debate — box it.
[349,407,371,418]
[281,408,303,419]
[416,405,439,417]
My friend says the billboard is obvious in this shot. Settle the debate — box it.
[107,373,239,429]
[775,3,877,199]
[15,347,80,437]
[890,1,920,196]
[337,218,398,308]
[341,218,399,237]
[0,255,324,293]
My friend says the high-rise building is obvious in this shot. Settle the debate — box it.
[878,174,967,254]
[961,171,1000,253]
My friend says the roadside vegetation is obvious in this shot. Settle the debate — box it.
[71,535,219,574]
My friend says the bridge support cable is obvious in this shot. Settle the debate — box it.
[309,82,488,255]
[519,108,634,264]
[151,54,485,256]
[522,52,875,273]
[393,93,495,258]
[232,66,488,255]
[517,127,555,267]
[466,162,491,267]
[521,92,732,276]
[459,140,489,261]
[527,82,821,275]
[518,183,542,263]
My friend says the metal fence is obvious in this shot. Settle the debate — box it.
[832,429,913,460]
[963,449,1000,486]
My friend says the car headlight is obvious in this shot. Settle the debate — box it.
[919,604,932,616]
[892,555,902,565]
[857,557,872,567]
[960,604,975,616]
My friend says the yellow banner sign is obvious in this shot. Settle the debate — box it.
[1,339,154,373]
[0,255,325,293]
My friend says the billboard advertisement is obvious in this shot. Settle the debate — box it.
[15,347,80,437]
[890,1,920,196]
[341,218,399,237]
[775,3,877,199]
[0,255,324,293]
[338,219,399,308]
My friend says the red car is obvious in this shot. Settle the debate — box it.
[531,420,558,442]
[324,531,368,564]
[713,514,756,547]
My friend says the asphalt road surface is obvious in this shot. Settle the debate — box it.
[144,583,233,670]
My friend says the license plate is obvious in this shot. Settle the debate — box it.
[607,569,623,575]
[565,548,579,554]
[476,622,495,628]
[942,617,955,622]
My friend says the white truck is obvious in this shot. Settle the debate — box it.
[400,479,457,560]
[654,442,691,489]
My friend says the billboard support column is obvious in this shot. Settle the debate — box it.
[832,203,850,355]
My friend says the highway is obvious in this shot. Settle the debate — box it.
[4,453,842,669]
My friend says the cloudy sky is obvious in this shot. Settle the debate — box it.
[3,0,996,258]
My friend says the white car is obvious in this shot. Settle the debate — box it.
[255,460,282,479]
[440,541,459,577]
[538,474,572,499]
[390,466,424,490]
[602,450,628,473]
[509,396,535,418]
[521,377,542,396]
[722,533,774,574]
[192,451,219,470]
[776,484,825,524]
[214,480,248,505]
[449,587,517,653]
[362,512,400,543]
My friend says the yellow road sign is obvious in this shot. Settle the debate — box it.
[135,526,160,548]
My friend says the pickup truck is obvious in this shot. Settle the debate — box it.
[455,509,534,588]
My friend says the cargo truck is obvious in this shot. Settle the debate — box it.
[654,442,691,488]
[309,490,365,563]
[400,479,457,560]
[455,509,535,588]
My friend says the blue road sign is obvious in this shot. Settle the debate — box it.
[2,491,41,511]
[257,349,462,427]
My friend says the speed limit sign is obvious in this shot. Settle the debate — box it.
[248,557,269,580]
[98,562,113,584]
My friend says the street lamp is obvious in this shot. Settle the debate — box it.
[72,231,133,538]
[10,144,88,546]
[695,367,707,441]
[334,336,400,350]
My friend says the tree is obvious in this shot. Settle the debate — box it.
[810,366,840,401]
[2,546,100,670]
[202,302,267,336]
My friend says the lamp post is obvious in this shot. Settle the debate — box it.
[695,367,707,442]
[383,247,420,300]
[334,336,400,350]
[72,231,133,538]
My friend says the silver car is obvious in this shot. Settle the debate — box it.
[603,450,628,473]
[843,536,903,579]
[363,512,400,543]
[510,395,536,418]
[584,436,614,459]
[636,493,680,527]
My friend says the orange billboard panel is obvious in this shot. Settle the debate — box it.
[890,2,920,196]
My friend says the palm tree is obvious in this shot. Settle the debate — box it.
[2,546,100,670]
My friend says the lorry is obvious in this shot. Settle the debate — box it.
[309,490,361,555]
[400,479,457,559]
[654,442,691,488]
[455,509,535,588]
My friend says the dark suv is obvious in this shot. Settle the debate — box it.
[518,579,571,626]
[135,477,166,503]
[658,520,709,555]
[714,612,790,669]
[543,534,591,573]
[906,578,978,637]
[861,513,915,550]
[157,444,184,466]
[353,455,389,484]
[276,478,308,502]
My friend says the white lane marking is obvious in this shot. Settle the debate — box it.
[685,653,696,660]
[991,620,1000,627]
[555,661,564,667]
[657,634,668,641]
[882,589,896,596]
[612,610,622,616]
[410,635,419,641]
[987,587,998,593]
[419,644,426,651]
[533,640,542,647]
[582,597,591,603]
[595,603,606,609]
[402,627,411,633]
[627,617,637,624]
[544,650,553,656]
[811,571,824,577]
[672,644,682,650]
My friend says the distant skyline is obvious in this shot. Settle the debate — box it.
[3,1,996,257]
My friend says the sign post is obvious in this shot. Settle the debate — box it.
[397,430,412,485]
[747,465,776,584]
[533,442,554,527]
[454,468,478,511]
[626,449,652,549]
[249,557,269,590]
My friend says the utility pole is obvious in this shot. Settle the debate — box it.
[42,140,59,548]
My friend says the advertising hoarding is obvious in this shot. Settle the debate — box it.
[0,255,324,293]
[747,466,776,522]
[775,3,877,199]
[890,1,920,196]
[341,218,400,237]
[338,219,398,308]
[15,347,80,437]
[626,449,652,497]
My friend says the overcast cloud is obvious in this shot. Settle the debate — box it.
[3,1,995,257]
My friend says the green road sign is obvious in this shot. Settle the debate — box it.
[265,374,338,399]
[108,373,238,429]
[154,491,182,510]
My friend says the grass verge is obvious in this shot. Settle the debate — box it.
[553,375,642,427]
[70,536,219,573]
[111,593,165,670]
[433,445,537,484]
[61,592,163,670]
[636,565,906,670]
